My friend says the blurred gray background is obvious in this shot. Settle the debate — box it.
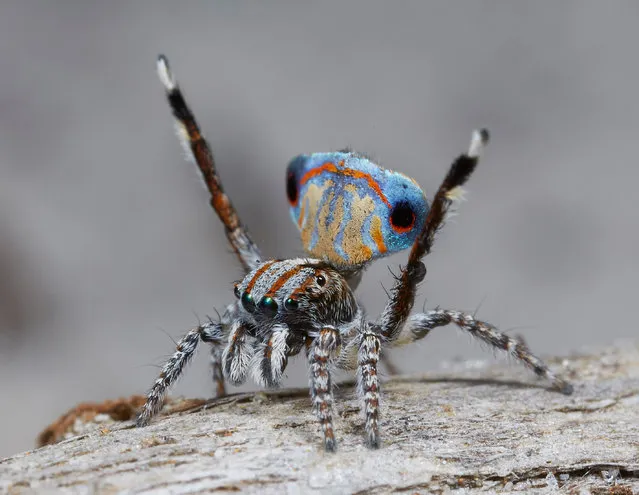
[0,2,637,458]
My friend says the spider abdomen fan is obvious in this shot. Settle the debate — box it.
[286,152,430,268]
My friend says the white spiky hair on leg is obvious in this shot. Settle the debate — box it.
[157,54,177,91]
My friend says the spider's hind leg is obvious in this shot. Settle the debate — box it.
[137,321,224,427]
[397,309,574,395]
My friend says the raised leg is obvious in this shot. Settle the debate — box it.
[137,321,223,426]
[357,328,382,448]
[222,320,255,385]
[308,327,341,452]
[252,324,290,388]
[395,310,573,394]
[156,55,263,272]
[377,130,489,341]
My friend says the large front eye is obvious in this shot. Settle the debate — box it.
[241,291,256,313]
[390,201,416,233]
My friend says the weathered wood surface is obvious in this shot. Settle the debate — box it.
[1,342,638,494]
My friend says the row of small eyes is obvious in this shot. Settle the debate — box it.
[234,274,327,316]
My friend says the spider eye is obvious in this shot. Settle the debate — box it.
[258,296,278,317]
[284,297,299,310]
[390,201,416,233]
[233,284,241,299]
[241,292,256,313]
[286,170,298,205]
[316,274,326,287]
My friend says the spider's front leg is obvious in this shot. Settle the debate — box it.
[221,319,256,386]
[308,326,341,452]
[251,324,291,388]
[136,320,224,427]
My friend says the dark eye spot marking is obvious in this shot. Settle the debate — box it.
[286,171,298,205]
[390,201,416,233]
[316,274,326,287]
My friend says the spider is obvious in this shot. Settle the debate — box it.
[136,55,573,452]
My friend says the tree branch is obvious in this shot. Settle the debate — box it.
[2,342,638,494]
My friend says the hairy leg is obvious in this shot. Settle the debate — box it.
[377,130,488,341]
[357,328,382,448]
[156,55,262,272]
[222,320,255,386]
[308,327,341,452]
[210,344,226,397]
[395,310,573,394]
[251,324,290,388]
[137,321,223,426]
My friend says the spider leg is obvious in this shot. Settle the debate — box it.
[209,344,226,397]
[136,321,224,427]
[156,55,263,272]
[251,324,290,388]
[308,327,341,452]
[357,328,382,448]
[377,130,489,341]
[222,319,255,385]
[394,310,573,394]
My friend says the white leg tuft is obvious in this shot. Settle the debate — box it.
[157,54,177,91]
[468,128,490,159]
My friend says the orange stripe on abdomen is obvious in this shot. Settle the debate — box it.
[370,215,388,255]
[300,162,391,208]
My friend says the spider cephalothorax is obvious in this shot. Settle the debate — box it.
[235,259,358,330]
[137,55,573,452]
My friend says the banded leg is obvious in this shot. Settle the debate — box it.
[222,320,255,385]
[398,310,573,394]
[357,329,382,448]
[210,344,226,397]
[309,327,341,452]
[377,130,489,341]
[252,324,290,388]
[137,321,223,426]
[156,55,262,272]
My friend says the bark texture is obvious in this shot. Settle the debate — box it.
[1,342,638,494]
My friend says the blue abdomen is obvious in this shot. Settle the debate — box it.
[286,152,429,268]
